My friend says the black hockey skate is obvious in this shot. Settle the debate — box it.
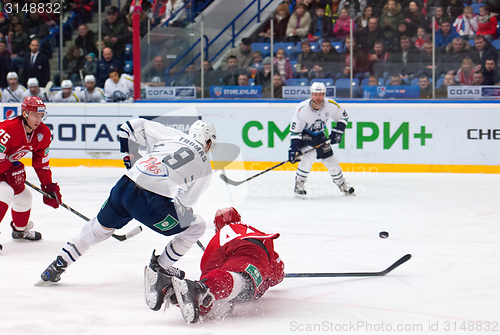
[337,181,355,195]
[11,221,42,241]
[40,256,67,283]
[144,250,185,311]
[172,277,213,323]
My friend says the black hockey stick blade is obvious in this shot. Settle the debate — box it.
[112,226,143,241]
[285,254,411,278]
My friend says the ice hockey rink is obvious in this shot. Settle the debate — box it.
[1,166,499,335]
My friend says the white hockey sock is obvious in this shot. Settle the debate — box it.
[323,156,345,185]
[220,272,246,302]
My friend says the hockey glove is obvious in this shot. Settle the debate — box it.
[123,155,132,170]
[5,162,26,194]
[330,128,344,145]
[288,139,302,164]
[41,183,62,209]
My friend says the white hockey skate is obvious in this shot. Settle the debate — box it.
[337,181,355,195]
[172,277,213,323]
[294,177,307,198]
[11,221,42,241]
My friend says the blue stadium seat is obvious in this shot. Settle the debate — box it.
[411,78,419,86]
[251,43,271,58]
[124,61,133,74]
[285,78,309,86]
[492,40,500,51]
[289,60,298,73]
[436,78,444,88]
[274,42,295,58]
[335,78,359,89]
[310,78,334,86]
[471,4,481,15]
[468,39,475,47]
[125,44,133,61]
[332,42,344,53]
[379,78,384,85]
[361,78,370,86]
[249,78,255,86]
[309,42,319,53]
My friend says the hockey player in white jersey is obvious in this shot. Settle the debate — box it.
[1,72,26,102]
[52,80,81,102]
[104,67,134,102]
[40,118,217,286]
[289,82,354,197]
[79,75,105,102]
[22,78,51,102]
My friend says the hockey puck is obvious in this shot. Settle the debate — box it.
[379,231,389,238]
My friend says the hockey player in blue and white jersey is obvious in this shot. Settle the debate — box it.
[104,67,134,102]
[22,78,51,102]
[52,80,81,102]
[39,119,217,287]
[1,72,26,102]
[78,75,105,102]
[288,82,354,197]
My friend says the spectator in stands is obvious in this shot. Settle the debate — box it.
[23,77,51,102]
[380,0,404,39]
[339,36,368,77]
[149,0,168,27]
[296,40,317,79]
[55,45,86,86]
[387,35,420,77]
[75,24,98,56]
[258,3,290,42]
[308,4,332,42]
[428,6,449,31]
[173,63,197,87]
[413,26,429,50]
[419,40,442,75]
[285,4,311,43]
[0,39,10,58]
[449,0,468,23]
[220,38,253,71]
[386,20,410,52]
[1,72,26,102]
[10,22,30,71]
[96,47,123,87]
[68,0,93,26]
[22,39,50,87]
[248,51,263,79]
[442,37,471,74]
[325,0,341,26]
[53,80,81,102]
[389,72,406,85]
[477,5,497,43]
[222,55,242,86]
[80,75,105,102]
[125,2,149,38]
[368,75,379,86]
[436,73,457,97]
[356,17,385,52]
[161,0,187,27]
[195,60,220,98]
[102,6,130,61]
[82,53,97,78]
[472,71,484,86]
[237,73,249,86]
[274,48,293,82]
[453,6,478,40]
[164,64,179,87]
[368,40,390,77]
[24,12,51,57]
[333,8,352,40]
[435,21,461,49]
[355,6,373,32]
[303,0,318,14]
[0,13,9,37]
[0,41,11,88]
[418,73,432,98]
[145,56,167,84]
[272,73,285,98]
[309,39,339,79]
[255,57,278,89]
[470,35,499,69]
[482,58,500,85]
[455,57,476,85]
[404,1,427,37]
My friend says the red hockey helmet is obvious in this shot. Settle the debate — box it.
[21,96,46,116]
[214,207,242,232]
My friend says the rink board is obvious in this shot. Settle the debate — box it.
[1,102,498,173]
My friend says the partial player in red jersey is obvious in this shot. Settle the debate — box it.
[145,207,285,323]
[0,96,62,250]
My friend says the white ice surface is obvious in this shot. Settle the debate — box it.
[1,167,499,335]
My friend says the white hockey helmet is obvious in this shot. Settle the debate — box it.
[310,82,326,96]
[189,120,217,153]
[61,80,73,88]
[27,77,39,87]
[84,75,96,83]
[7,72,18,79]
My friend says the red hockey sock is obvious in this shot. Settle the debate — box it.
[0,202,9,222]
[11,209,31,230]
[202,269,235,300]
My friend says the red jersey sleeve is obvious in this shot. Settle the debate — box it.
[32,124,53,185]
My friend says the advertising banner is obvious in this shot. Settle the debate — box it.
[145,86,196,99]
[362,86,420,98]
[282,86,335,99]
[209,86,262,98]
[447,86,500,99]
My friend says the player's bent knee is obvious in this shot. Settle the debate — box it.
[12,188,32,212]
[180,214,206,241]
[0,182,15,205]
[80,217,115,245]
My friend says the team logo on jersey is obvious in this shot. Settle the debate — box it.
[112,91,127,102]
[44,147,50,156]
[377,87,386,98]
[136,157,169,177]
[3,107,17,119]
[244,264,263,288]
[8,149,31,162]
[310,119,325,133]
[214,87,222,97]
[0,144,5,153]
[38,133,44,142]
[154,214,179,231]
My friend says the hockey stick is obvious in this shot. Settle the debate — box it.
[220,140,332,186]
[285,254,411,278]
[24,181,142,241]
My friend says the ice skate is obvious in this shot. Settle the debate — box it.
[294,177,307,198]
[149,249,185,279]
[337,181,355,195]
[144,266,175,311]
[11,221,42,241]
[40,256,67,283]
[172,277,213,323]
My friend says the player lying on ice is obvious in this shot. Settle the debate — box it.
[0,96,62,252]
[144,207,285,323]
[39,118,216,283]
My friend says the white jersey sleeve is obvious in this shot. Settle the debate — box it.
[122,119,212,207]
[290,100,309,140]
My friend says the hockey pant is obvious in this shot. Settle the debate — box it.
[296,133,346,186]
[0,182,32,230]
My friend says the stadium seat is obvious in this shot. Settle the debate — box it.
[289,60,298,73]
[471,3,481,15]
[436,78,444,89]
[335,78,359,89]
[492,40,500,51]
[332,42,344,53]
[310,78,334,86]
[124,61,133,74]
[285,78,309,86]
[379,78,384,85]
[361,78,370,86]
[411,78,419,86]
[274,42,295,59]
[249,78,255,86]
[125,44,133,61]
[251,43,271,58]
[309,42,319,53]
[468,39,475,47]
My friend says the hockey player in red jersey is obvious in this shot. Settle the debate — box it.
[0,96,62,249]
[145,207,285,323]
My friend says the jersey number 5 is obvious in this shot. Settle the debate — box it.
[0,129,11,145]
